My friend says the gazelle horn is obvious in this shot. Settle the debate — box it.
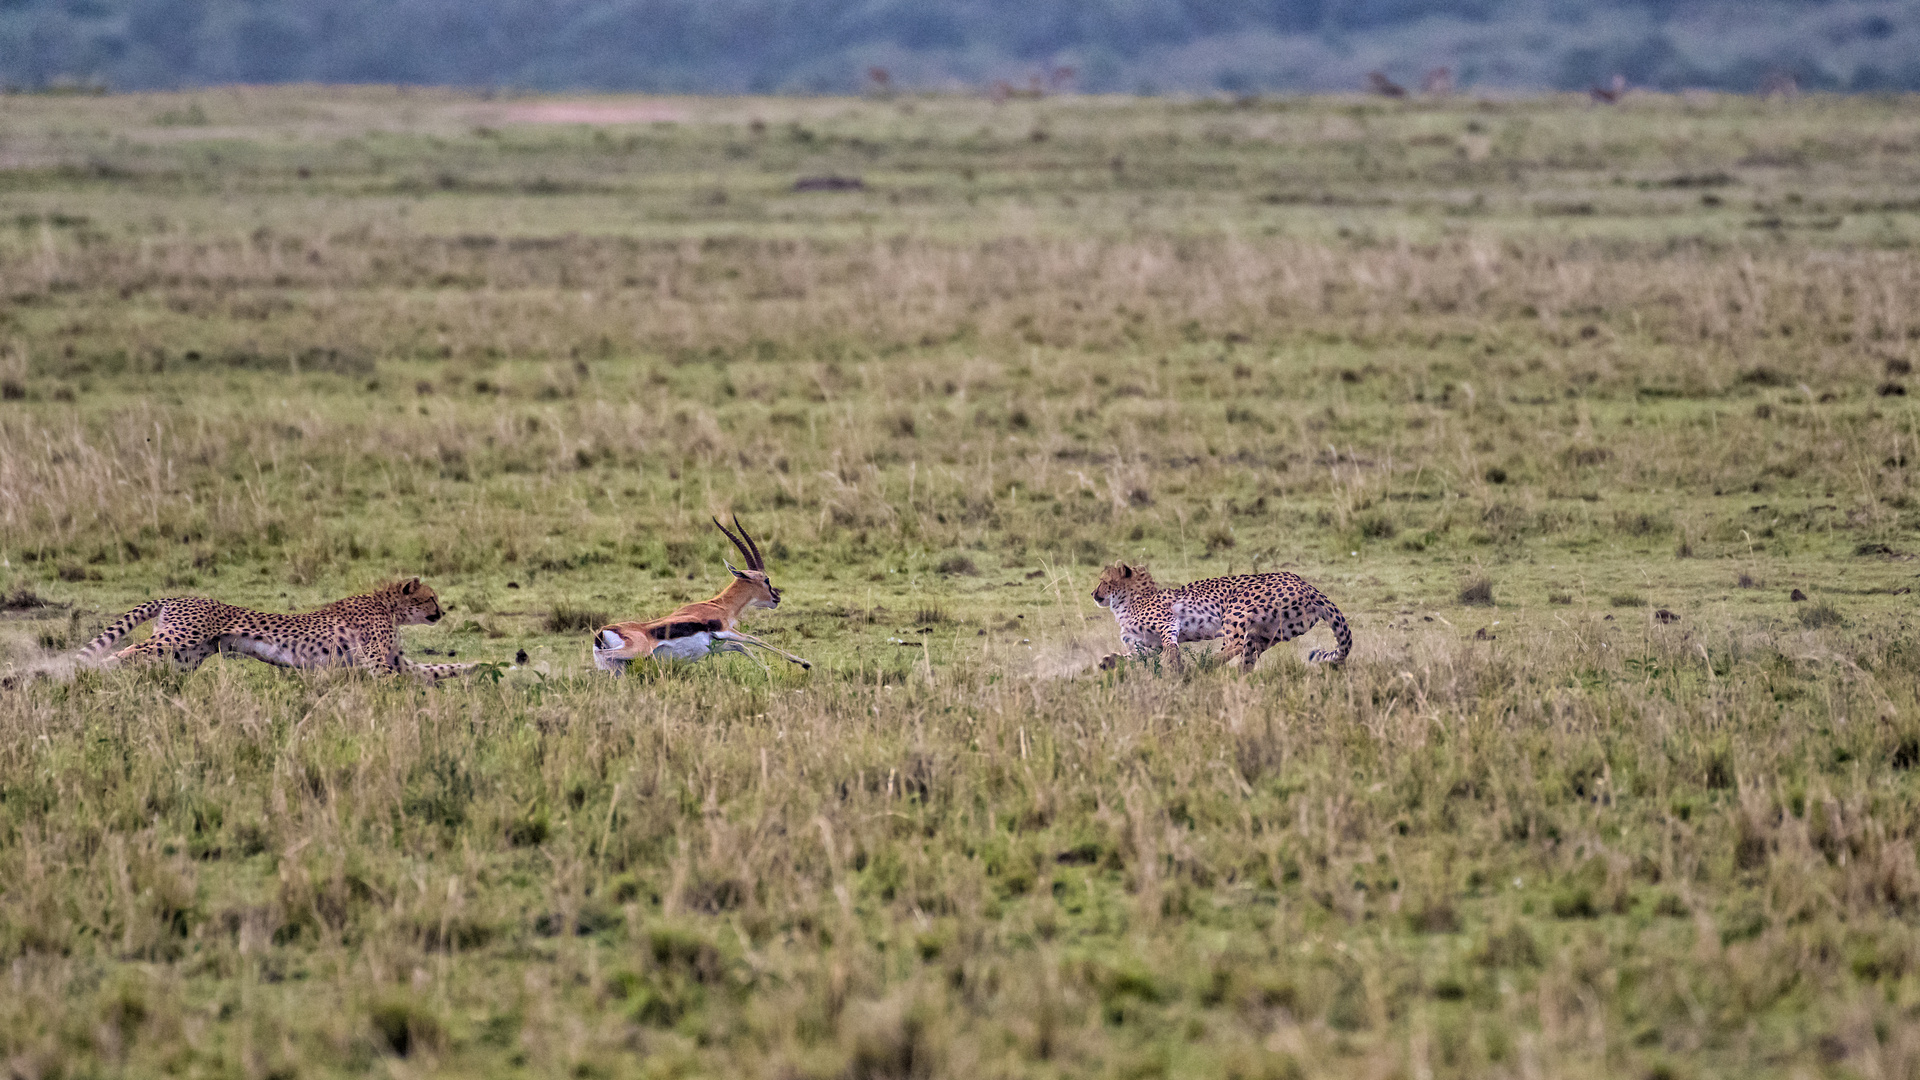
[713,515,762,571]
[733,514,765,571]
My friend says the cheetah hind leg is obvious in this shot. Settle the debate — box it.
[1227,620,1275,672]
[1238,636,1275,671]
[114,625,198,669]
[1216,619,1253,670]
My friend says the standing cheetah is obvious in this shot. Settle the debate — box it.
[75,578,475,681]
[1092,563,1351,672]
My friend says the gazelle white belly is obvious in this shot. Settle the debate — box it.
[651,633,717,660]
[592,631,718,672]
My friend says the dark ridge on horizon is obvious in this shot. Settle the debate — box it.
[4,0,1919,95]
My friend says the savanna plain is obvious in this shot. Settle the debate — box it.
[5,86,1920,1080]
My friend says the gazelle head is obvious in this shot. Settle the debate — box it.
[714,515,782,609]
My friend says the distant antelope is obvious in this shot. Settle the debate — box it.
[1367,71,1407,98]
[591,516,811,673]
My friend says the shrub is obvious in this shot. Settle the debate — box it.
[545,604,609,633]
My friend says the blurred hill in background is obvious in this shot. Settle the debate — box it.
[4,0,1917,94]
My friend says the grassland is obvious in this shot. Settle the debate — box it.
[4,86,1920,1079]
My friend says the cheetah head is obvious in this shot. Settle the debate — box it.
[393,577,445,625]
[1092,563,1152,607]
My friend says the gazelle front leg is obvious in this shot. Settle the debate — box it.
[713,636,773,674]
[712,630,812,670]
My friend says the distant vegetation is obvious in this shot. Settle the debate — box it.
[4,0,1920,93]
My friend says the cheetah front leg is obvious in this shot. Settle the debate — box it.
[1217,617,1250,670]
[1157,617,1185,672]
[399,656,478,682]
[345,627,402,674]
[176,639,221,671]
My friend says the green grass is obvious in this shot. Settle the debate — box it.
[4,86,1920,1078]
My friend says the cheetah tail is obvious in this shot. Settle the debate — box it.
[75,600,165,665]
[1305,597,1353,665]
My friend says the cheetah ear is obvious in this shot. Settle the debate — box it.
[1121,564,1133,578]
[402,577,419,594]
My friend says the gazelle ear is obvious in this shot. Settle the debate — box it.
[725,560,748,578]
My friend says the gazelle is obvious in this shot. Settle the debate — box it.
[591,516,812,673]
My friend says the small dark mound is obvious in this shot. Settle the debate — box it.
[1459,578,1495,606]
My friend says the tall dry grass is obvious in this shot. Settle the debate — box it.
[3,617,1919,1077]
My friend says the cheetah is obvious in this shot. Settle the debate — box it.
[1091,563,1352,672]
[75,578,474,681]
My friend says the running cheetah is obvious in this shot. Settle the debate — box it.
[75,578,474,681]
[1092,563,1352,672]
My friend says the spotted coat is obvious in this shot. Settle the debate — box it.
[75,578,473,680]
[1092,563,1352,671]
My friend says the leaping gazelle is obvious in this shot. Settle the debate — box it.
[591,516,812,674]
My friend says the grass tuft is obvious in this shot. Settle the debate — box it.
[2,584,45,610]
[1798,600,1845,629]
